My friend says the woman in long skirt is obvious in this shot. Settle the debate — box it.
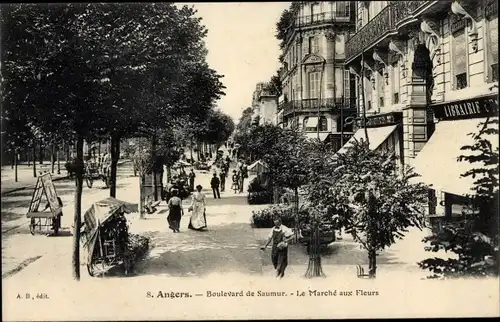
[167,189,183,233]
[188,185,207,230]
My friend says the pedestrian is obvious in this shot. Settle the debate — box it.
[231,170,240,193]
[167,189,183,233]
[260,217,294,278]
[210,173,221,199]
[188,185,207,231]
[188,169,196,192]
[220,168,227,192]
[239,163,248,193]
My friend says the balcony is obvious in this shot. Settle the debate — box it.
[285,10,354,44]
[282,98,357,116]
[345,1,439,63]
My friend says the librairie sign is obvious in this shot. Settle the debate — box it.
[432,94,498,120]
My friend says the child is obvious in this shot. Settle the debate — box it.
[231,170,240,194]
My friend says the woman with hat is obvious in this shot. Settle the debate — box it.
[188,185,207,231]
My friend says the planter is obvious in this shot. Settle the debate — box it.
[299,229,336,245]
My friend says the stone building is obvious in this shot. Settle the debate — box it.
[250,82,278,126]
[344,0,498,227]
[277,1,358,150]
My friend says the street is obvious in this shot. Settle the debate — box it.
[2,152,437,281]
[2,158,499,320]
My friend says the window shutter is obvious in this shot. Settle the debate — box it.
[343,69,350,100]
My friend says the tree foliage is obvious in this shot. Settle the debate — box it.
[419,117,499,278]
[304,139,429,278]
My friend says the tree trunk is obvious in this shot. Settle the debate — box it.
[57,145,61,174]
[294,187,299,242]
[109,135,120,198]
[72,135,84,281]
[166,166,171,183]
[305,219,325,278]
[51,144,55,173]
[14,151,18,182]
[39,141,43,165]
[190,139,194,162]
[11,153,14,169]
[33,143,37,177]
[209,143,213,159]
[28,147,31,166]
[368,249,377,278]
[98,141,101,157]
[66,142,70,162]
[139,174,145,219]
[151,134,158,201]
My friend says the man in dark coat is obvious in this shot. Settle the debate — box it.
[210,173,221,199]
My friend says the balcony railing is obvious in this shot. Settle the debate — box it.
[285,10,354,44]
[282,98,357,114]
[345,1,430,62]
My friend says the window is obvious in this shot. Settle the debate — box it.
[343,69,350,103]
[485,2,498,83]
[392,62,400,104]
[378,71,385,108]
[364,76,373,111]
[452,22,468,89]
[308,72,321,98]
[335,1,350,18]
[309,37,319,54]
[311,3,320,20]
[318,116,328,131]
[335,67,343,98]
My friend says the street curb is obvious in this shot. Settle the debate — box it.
[1,176,69,197]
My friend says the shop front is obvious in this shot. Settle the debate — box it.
[335,112,404,167]
[412,94,499,232]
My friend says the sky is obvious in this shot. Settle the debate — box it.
[180,2,290,122]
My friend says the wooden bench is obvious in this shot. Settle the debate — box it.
[356,265,371,278]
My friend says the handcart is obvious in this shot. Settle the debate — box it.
[84,161,111,189]
[81,197,140,277]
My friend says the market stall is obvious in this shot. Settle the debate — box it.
[81,197,149,277]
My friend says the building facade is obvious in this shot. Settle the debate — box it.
[344,0,498,228]
[277,1,358,150]
[250,82,278,126]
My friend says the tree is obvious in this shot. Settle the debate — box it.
[419,117,499,278]
[248,125,309,238]
[275,2,302,50]
[305,139,429,278]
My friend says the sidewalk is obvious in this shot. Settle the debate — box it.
[1,159,131,196]
[1,162,68,196]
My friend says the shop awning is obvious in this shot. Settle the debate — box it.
[305,116,319,128]
[305,132,329,141]
[412,118,498,196]
[336,125,398,154]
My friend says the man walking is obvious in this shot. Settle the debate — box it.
[210,173,221,199]
[220,168,227,192]
[261,217,294,278]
